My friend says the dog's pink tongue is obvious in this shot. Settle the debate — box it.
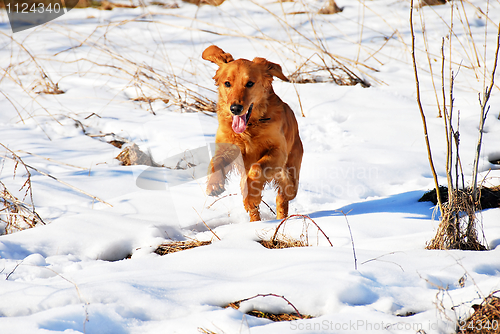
[232,115,247,134]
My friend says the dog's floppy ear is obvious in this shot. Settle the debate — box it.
[202,45,234,66]
[253,57,289,82]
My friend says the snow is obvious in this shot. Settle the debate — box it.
[1,0,500,333]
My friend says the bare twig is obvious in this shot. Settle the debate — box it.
[271,214,333,247]
[1,147,112,208]
[193,207,220,240]
[206,193,238,209]
[410,0,444,214]
[338,210,357,271]
[5,261,23,280]
[472,24,500,202]
[15,150,89,170]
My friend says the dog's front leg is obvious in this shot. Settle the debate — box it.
[207,143,242,197]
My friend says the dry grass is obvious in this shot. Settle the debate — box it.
[0,181,45,234]
[265,214,333,248]
[287,52,370,87]
[289,62,367,86]
[197,329,219,334]
[132,96,169,104]
[419,186,500,210]
[182,0,225,6]
[458,291,500,334]
[410,0,500,251]
[426,188,486,251]
[108,140,126,149]
[74,0,137,10]
[318,0,342,15]
[115,143,161,167]
[0,145,45,235]
[227,306,311,321]
[154,240,211,255]
[418,0,447,7]
[259,234,307,249]
[225,294,313,322]
[149,1,179,9]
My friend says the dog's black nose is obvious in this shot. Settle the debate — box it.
[230,104,244,115]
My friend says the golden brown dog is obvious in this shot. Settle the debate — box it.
[203,45,303,222]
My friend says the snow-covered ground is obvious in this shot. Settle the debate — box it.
[1,0,500,333]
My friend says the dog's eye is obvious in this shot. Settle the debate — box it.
[246,81,254,88]
[224,81,231,88]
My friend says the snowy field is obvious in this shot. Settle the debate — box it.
[1,0,500,333]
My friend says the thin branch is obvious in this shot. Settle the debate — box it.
[5,260,23,280]
[1,151,112,208]
[472,23,500,201]
[206,193,238,209]
[339,210,357,271]
[271,214,333,247]
[193,207,220,241]
[410,0,444,214]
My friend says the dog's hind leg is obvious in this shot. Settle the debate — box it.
[276,171,297,219]
[241,162,270,222]
[242,175,264,222]
[276,140,303,219]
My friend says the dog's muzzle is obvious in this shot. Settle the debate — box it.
[231,104,253,134]
[230,104,244,116]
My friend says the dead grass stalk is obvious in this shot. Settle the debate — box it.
[458,291,500,334]
[0,144,45,234]
[225,293,312,321]
[154,240,211,255]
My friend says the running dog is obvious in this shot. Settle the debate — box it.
[203,45,303,221]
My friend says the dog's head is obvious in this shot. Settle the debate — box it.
[202,45,289,134]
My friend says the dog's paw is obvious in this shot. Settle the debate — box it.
[207,171,225,196]
[207,182,225,196]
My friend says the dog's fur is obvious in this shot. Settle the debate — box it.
[203,45,303,221]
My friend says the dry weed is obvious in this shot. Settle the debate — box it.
[259,233,307,249]
[318,0,342,14]
[182,0,225,6]
[197,328,220,334]
[154,240,211,255]
[108,140,126,149]
[225,294,312,322]
[0,145,45,234]
[74,0,138,10]
[150,1,180,9]
[115,143,161,167]
[458,291,500,334]
[271,214,333,247]
[289,55,370,87]
[419,186,500,210]
[426,188,486,251]
[418,0,447,7]
[0,181,45,234]
[132,97,169,104]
